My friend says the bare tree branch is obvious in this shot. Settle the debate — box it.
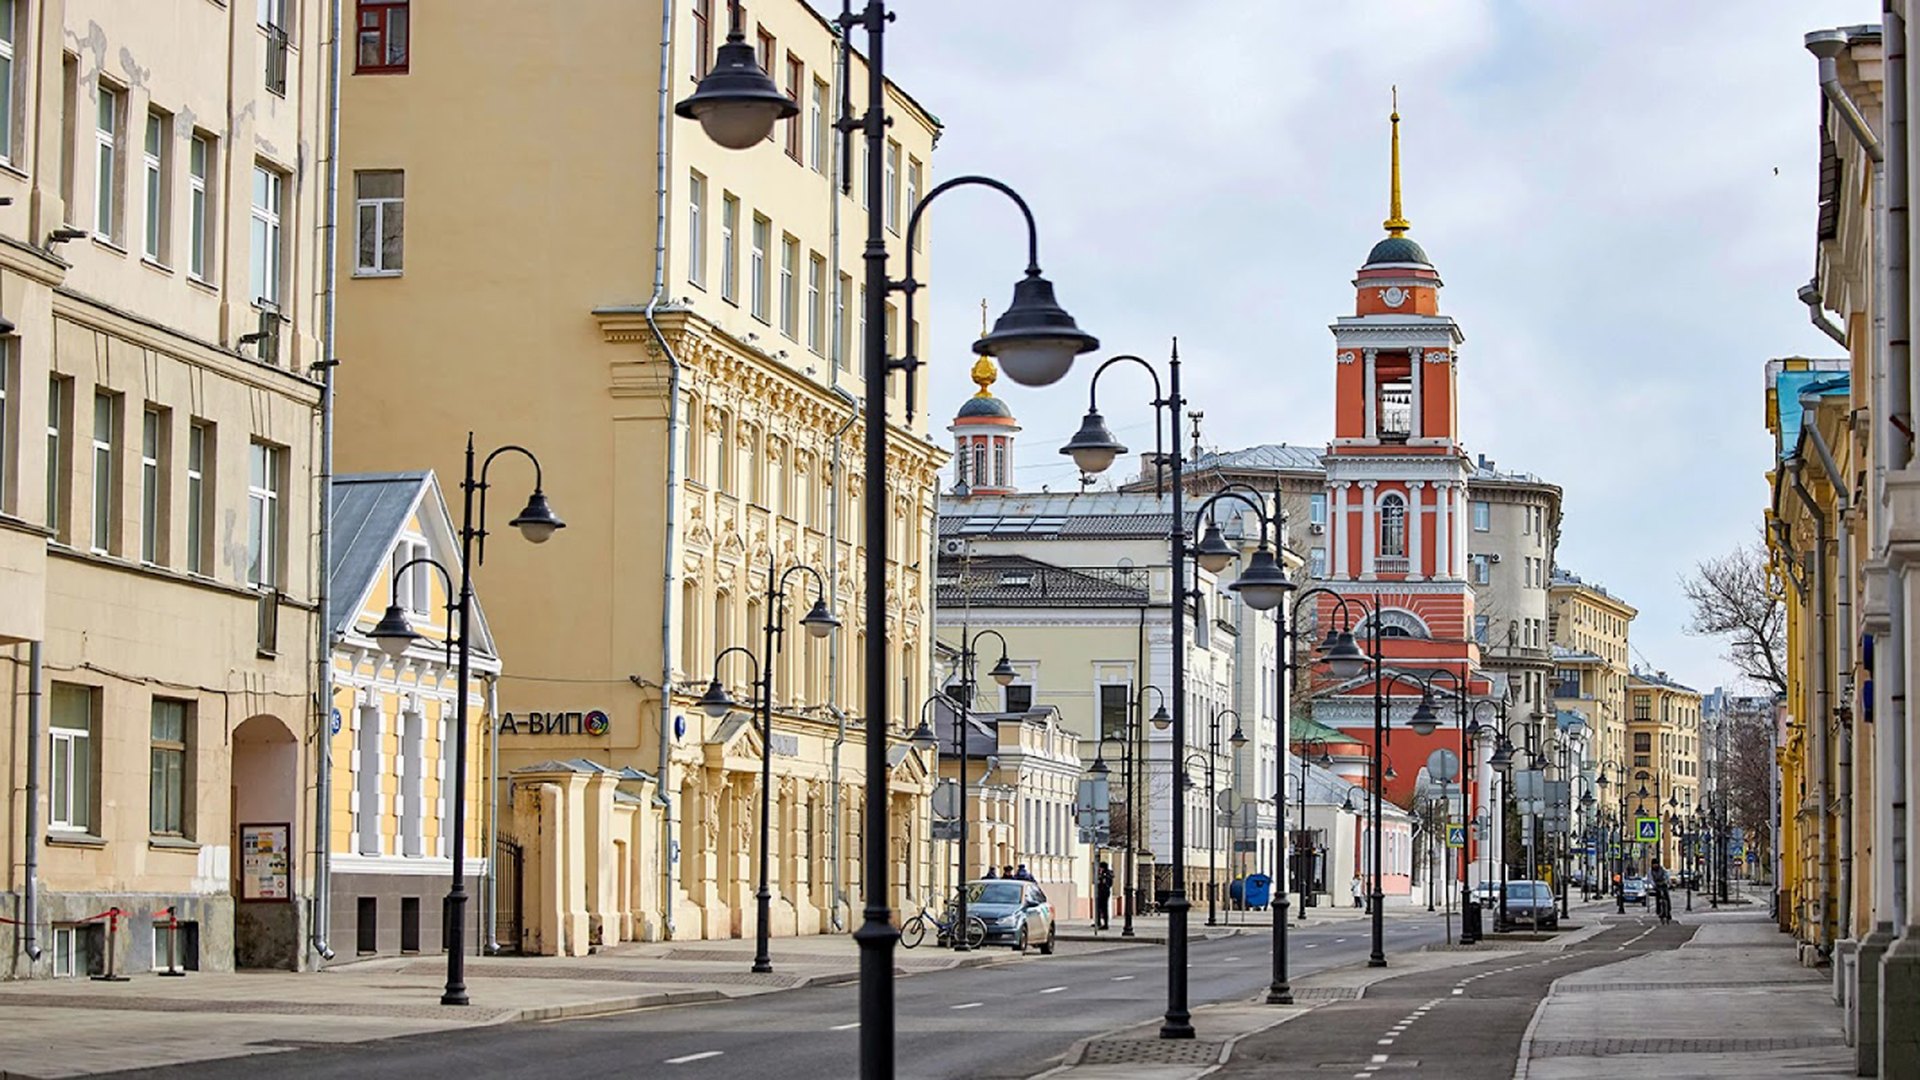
[1680,543,1788,694]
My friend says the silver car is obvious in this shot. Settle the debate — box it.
[963,879,1056,953]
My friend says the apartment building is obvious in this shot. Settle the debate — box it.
[1549,568,1637,772]
[0,0,328,977]
[1626,670,1702,870]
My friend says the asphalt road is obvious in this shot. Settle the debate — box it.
[101,916,1454,1080]
[1215,915,1696,1080]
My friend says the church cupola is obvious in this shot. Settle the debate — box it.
[949,356,1020,495]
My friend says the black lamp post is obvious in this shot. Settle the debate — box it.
[1296,736,1333,927]
[1117,686,1168,938]
[1598,759,1628,913]
[678,4,1093,1069]
[1313,596,1386,966]
[698,557,837,974]
[1197,710,1247,926]
[369,436,563,1006]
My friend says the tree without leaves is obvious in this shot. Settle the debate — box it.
[1680,543,1788,694]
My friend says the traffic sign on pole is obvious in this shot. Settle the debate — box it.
[1636,817,1661,842]
[1445,823,1465,848]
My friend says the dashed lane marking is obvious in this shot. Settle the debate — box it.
[665,1051,724,1065]
[1112,975,1135,982]
[829,1022,859,1031]
[951,1002,984,1010]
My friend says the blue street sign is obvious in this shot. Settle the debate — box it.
[1730,838,1746,859]
[1446,823,1465,848]
[1636,817,1661,842]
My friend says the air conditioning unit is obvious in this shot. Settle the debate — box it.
[1487,553,1502,563]
[940,538,969,557]
[1308,523,1325,535]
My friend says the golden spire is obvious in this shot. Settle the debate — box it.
[971,299,997,396]
[1383,86,1410,237]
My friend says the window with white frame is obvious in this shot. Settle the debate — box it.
[809,79,826,173]
[749,214,770,322]
[188,134,212,281]
[720,193,738,303]
[52,925,91,977]
[1470,554,1489,585]
[391,537,429,614]
[833,273,849,371]
[95,84,122,240]
[778,234,797,338]
[258,0,287,28]
[906,157,922,249]
[0,0,16,164]
[1474,614,1489,645]
[1378,493,1406,557]
[250,165,284,305]
[884,140,899,234]
[46,376,66,537]
[49,684,97,832]
[90,392,117,554]
[1471,500,1490,531]
[143,111,169,262]
[186,421,208,575]
[247,440,283,588]
[1309,492,1327,525]
[687,171,706,289]
[141,407,165,565]
[150,698,191,837]
[1309,547,1326,578]
[806,253,824,355]
[354,170,404,275]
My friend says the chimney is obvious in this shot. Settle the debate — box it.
[1477,453,1489,470]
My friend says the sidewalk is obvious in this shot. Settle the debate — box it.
[1056,903,1426,943]
[1516,910,1850,1078]
[0,931,1049,1079]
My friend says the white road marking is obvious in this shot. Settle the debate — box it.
[666,1051,724,1065]
[1452,988,1464,995]
[1305,943,1319,948]
[1372,1055,1390,1063]
[1223,956,1241,962]
[1040,986,1068,994]
[1378,1038,1395,1045]
[1112,974,1135,981]
[951,1002,984,1010]
[829,1022,860,1031]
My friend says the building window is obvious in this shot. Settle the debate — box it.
[691,0,711,79]
[1473,614,1489,645]
[143,112,169,262]
[188,133,213,281]
[90,392,118,555]
[687,171,706,289]
[46,377,67,537]
[833,273,850,371]
[810,78,827,173]
[1309,492,1327,525]
[391,537,429,614]
[0,0,16,164]
[59,56,76,223]
[906,157,922,248]
[784,55,802,160]
[778,235,798,338]
[972,445,986,489]
[884,140,900,233]
[95,84,122,241]
[807,253,825,355]
[51,925,91,978]
[356,0,409,74]
[749,214,769,321]
[247,441,283,588]
[1310,547,1326,578]
[186,421,209,575]
[720,194,739,303]
[0,340,9,513]
[250,165,284,306]
[755,28,775,141]
[1470,554,1489,585]
[141,407,166,565]
[49,684,98,833]
[1471,500,1490,531]
[262,0,290,95]
[354,170,404,275]
[1378,493,1405,557]
[993,442,1007,487]
[150,698,191,837]
[1098,684,1128,741]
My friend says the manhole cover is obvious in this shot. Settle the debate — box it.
[1079,1039,1227,1065]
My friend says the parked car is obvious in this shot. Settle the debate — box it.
[963,879,1055,953]
[1472,881,1501,907]
[1676,870,1700,890]
[1496,880,1559,931]
[1622,876,1650,906]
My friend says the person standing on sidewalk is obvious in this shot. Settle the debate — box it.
[1095,862,1114,930]
[1351,875,1363,909]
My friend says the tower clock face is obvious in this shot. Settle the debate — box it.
[1381,286,1408,308]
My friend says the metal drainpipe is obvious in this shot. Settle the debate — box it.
[1885,3,1912,932]
[21,641,42,962]
[484,676,499,952]
[1793,463,1835,953]
[1804,415,1855,944]
[1800,282,1850,348]
[647,0,682,941]
[308,0,343,965]
[825,393,858,931]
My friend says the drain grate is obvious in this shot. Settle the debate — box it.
[1078,1039,1228,1065]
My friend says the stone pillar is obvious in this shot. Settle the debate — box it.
[1362,349,1378,439]
[1859,557,1897,1074]
[1409,348,1424,439]
[1881,468,1920,1075]
[583,767,617,947]
[1434,483,1450,582]
[1407,481,1425,580]
[1360,481,1378,579]
[1331,483,1349,579]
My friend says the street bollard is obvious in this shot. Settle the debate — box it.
[91,908,129,982]
[158,906,186,977]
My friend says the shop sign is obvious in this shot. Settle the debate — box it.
[499,709,612,736]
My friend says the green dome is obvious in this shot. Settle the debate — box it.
[1365,236,1431,266]
[957,395,1013,420]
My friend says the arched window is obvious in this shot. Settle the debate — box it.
[973,444,988,487]
[993,441,1007,486]
[1379,493,1406,557]
[955,441,970,486]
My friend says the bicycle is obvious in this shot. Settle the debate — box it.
[1655,886,1673,925]
[901,901,986,950]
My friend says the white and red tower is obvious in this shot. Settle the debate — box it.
[949,356,1020,495]
[1312,102,1494,839]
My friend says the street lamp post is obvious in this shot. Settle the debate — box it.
[1196,711,1248,927]
[369,436,564,1006]
[678,2,1095,1068]
[1297,737,1333,927]
[1313,599,1386,966]
[1119,687,1169,938]
[1598,760,1628,914]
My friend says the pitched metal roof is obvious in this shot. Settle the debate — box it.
[940,491,1194,540]
[329,471,497,659]
[1187,443,1327,473]
[936,554,1152,607]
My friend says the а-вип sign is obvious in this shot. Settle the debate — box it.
[499,710,611,736]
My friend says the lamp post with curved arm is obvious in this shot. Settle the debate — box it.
[1120,686,1170,938]
[1296,737,1333,925]
[369,436,564,1007]
[1597,759,1629,914]
[1311,596,1387,967]
[1203,710,1248,926]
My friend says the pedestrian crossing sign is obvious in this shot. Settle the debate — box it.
[1446,823,1465,848]
[1636,817,1661,842]
[1730,838,1746,859]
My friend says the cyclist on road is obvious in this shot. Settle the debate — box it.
[1651,861,1674,924]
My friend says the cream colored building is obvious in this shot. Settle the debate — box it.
[0,0,328,977]
[1549,568,1636,772]
[1626,671,1702,870]
[332,0,946,943]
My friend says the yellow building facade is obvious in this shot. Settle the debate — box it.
[1625,673,1702,870]
[0,0,329,976]
[1548,569,1636,768]
[332,0,946,944]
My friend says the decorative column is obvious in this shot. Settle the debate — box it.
[1407,481,1425,581]
[1359,481,1378,579]
[1331,483,1349,579]
[1434,482,1450,582]
[1455,482,1469,579]
[1362,350,1378,439]
[1409,348,1424,439]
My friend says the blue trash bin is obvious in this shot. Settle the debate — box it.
[1244,873,1273,910]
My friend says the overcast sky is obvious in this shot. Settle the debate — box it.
[851,0,1869,695]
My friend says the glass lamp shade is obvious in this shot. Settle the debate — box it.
[695,678,735,719]
[1489,737,1515,773]
[1229,726,1248,749]
[1194,522,1236,574]
[1386,762,1398,781]
[1088,753,1110,776]
[1058,408,1126,475]
[370,603,420,660]
[908,718,938,754]
[510,490,566,544]
[1316,748,1334,768]
[799,598,840,638]
[1321,630,1370,680]
[674,38,799,150]
[974,272,1098,387]
[1228,547,1294,611]
[988,654,1018,687]
[1407,692,1440,736]
[1150,704,1172,731]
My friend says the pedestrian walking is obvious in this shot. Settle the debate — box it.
[1351,875,1363,909]
[982,867,997,879]
[1015,863,1035,882]
[1003,865,1015,879]
[1095,862,1114,930]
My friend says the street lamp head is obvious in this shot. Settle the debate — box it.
[1316,747,1334,768]
[1058,407,1126,475]
[1229,725,1248,749]
[1194,522,1237,574]
[1489,736,1515,774]
[908,716,938,754]
[674,35,799,150]
[370,603,421,660]
[1321,630,1370,680]
[1150,704,1172,731]
[1580,791,1596,809]
[695,678,736,719]
[988,654,1018,687]
[1227,546,1294,611]
[974,272,1098,387]
[1385,761,1398,781]
[799,597,840,639]
[509,489,566,544]
[1089,752,1110,776]
[1407,690,1441,736]
[1636,783,1650,800]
